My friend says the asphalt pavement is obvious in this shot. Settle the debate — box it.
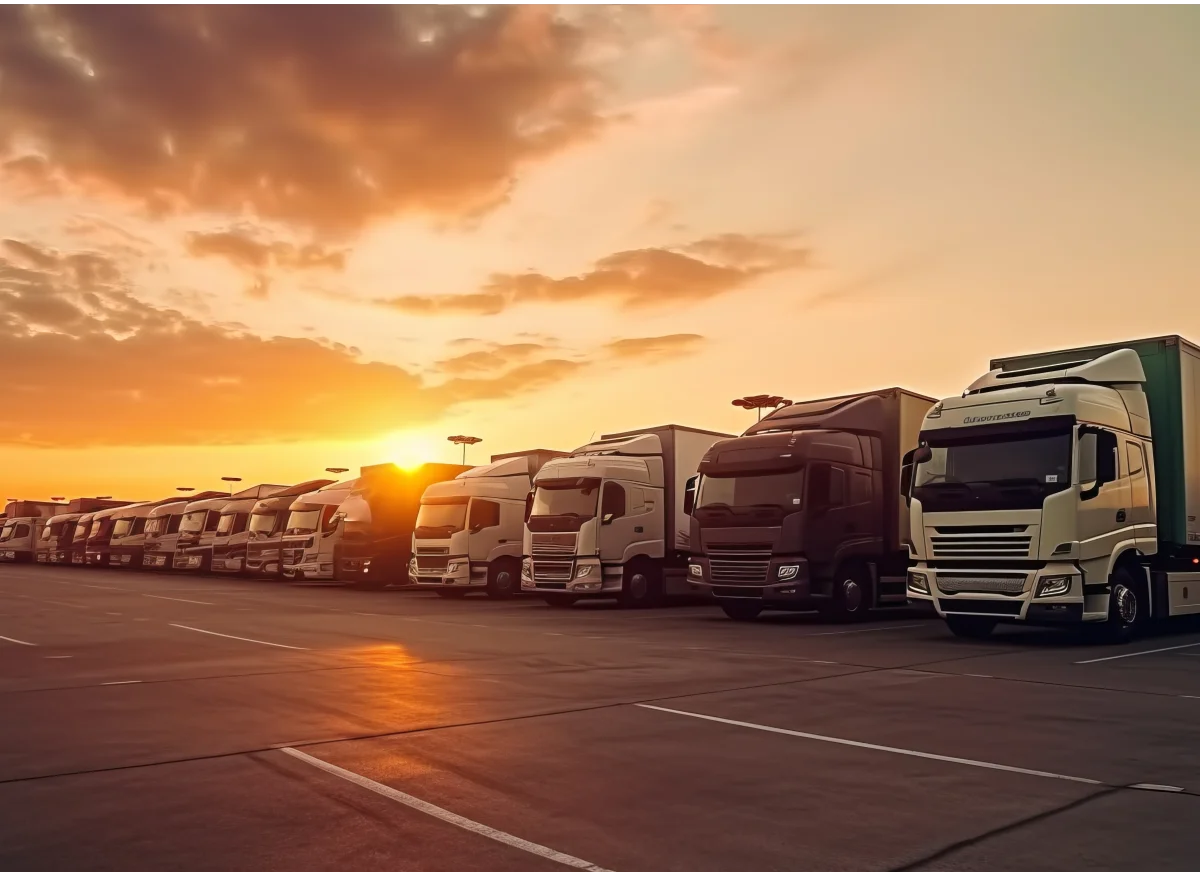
[2,563,1198,871]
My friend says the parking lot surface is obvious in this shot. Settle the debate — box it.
[2,564,1198,871]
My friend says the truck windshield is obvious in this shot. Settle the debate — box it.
[145,517,165,538]
[913,431,1072,512]
[285,508,320,535]
[249,512,278,536]
[41,523,56,542]
[528,478,601,533]
[179,510,208,534]
[73,522,91,543]
[696,471,805,517]
[112,519,134,539]
[415,501,467,538]
[0,524,15,542]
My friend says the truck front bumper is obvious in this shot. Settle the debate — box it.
[906,562,1096,624]
[521,557,610,596]
[686,557,818,609]
[409,560,483,588]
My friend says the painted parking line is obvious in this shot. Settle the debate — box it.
[0,633,36,646]
[802,623,927,637]
[637,704,1102,786]
[169,623,308,650]
[101,680,143,686]
[144,594,214,605]
[1076,641,1200,664]
[280,747,615,871]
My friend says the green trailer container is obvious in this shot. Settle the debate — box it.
[989,335,1200,552]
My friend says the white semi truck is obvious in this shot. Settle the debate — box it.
[0,500,71,563]
[409,449,567,599]
[522,425,733,608]
[280,479,357,581]
[141,491,225,569]
[905,335,1200,642]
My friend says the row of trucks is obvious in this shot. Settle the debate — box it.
[5,334,1198,643]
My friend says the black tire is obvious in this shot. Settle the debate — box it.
[618,562,663,609]
[542,595,578,608]
[1088,567,1144,645]
[486,559,519,600]
[945,615,998,639]
[436,589,468,599]
[720,600,763,622]
[818,564,873,623]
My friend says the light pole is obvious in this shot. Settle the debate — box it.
[221,476,242,496]
[732,395,792,422]
[448,435,482,465]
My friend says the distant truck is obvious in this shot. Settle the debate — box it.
[86,503,149,567]
[409,450,568,599]
[218,479,334,577]
[37,498,130,565]
[906,335,1200,642]
[522,425,733,608]
[336,463,472,589]
[687,389,934,621]
[280,479,358,582]
[111,496,211,570]
[141,491,225,570]
[0,500,70,563]
[175,485,287,573]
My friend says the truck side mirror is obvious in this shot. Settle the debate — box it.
[601,513,614,525]
[524,491,533,523]
[683,474,698,515]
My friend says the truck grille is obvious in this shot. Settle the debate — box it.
[530,533,577,558]
[707,544,772,584]
[281,548,303,566]
[936,574,1028,595]
[931,527,1032,559]
[532,560,573,582]
[415,547,449,573]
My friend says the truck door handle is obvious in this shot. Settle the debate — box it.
[498,539,507,544]
[1116,510,1126,522]
[634,526,644,533]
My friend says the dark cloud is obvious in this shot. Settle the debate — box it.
[0,6,605,233]
[186,230,346,272]
[604,333,705,359]
[374,232,809,315]
[0,240,584,448]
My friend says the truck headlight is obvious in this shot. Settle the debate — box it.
[777,564,800,581]
[907,572,929,594]
[688,563,702,578]
[1036,575,1072,598]
[574,565,593,579]
[446,561,461,573]
[521,560,531,579]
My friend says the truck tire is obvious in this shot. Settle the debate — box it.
[1087,567,1144,645]
[945,615,997,639]
[486,559,519,600]
[818,564,872,623]
[619,562,663,609]
[542,595,578,608]
[720,600,763,621]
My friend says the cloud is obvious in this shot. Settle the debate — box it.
[0,6,606,233]
[434,342,548,376]
[604,333,705,360]
[186,227,346,297]
[0,240,586,448]
[373,232,809,316]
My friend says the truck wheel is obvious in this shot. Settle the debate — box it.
[1088,567,1143,644]
[945,615,997,639]
[818,565,872,623]
[542,595,578,608]
[619,563,663,609]
[436,589,468,599]
[486,559,519,600]
[720,600,763,622]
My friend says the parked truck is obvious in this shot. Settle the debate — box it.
[0,500,72,563]
[38,498,129,565]
[905,335,1200,643]
[86,503,150,566]
[280,479,358,582]
[111,496,210,570]
[522,425,733,608]
[335,462,472,589]
[686,389,935,621]
[175,485,287,573]
[223,479,335,577]
[409,450,568,599]
[141,492,225,570]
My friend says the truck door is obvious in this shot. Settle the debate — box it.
[467,498,502,564]
[599,481,658,563]
[1076,428,1130,567]
[804,463,849,578]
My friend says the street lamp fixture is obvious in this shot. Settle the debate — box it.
[325,467,349,475]
[176,487,195,493]
[447,434,482,465]
[51,496,65,501]
[96,496,112,500]
[221,476,242,496]
[732,395,792,422]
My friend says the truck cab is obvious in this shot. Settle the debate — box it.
[86,504,145,567]
[177,485,286,573]
[281,479,357,581]
[522,426,732,608]
[0,500,72,563]
[39,513,82,564]
[209,484,291,575]
[906,338,1200,642]
[142,492,223,570]
[242,480,335,578]
[409,450,566,599]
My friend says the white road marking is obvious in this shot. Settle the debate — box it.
[803,623,926,637]
[105,612,122,616]
[101,680,142,686]
[1130,783,1185,793]
[279,747,615,871]
[545,632,565,637]
[41,599,91,610]
[45,655,72,659]
[58,581,128,591]
[0,634,36,646]
[1076,641,1200,664]
[169,623,308,650]
[964,674,993,679]
[144,594,214,605]
[637,704,1102,786]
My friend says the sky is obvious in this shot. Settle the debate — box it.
[1,5,1198,502]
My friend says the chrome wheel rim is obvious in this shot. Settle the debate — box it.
[1115,584,1137,624]
[630,573,648,599]
[495,571,512,592]
[843,579,863,612]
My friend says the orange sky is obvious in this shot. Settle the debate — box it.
[1,6,1199,502]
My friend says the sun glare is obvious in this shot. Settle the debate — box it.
[377,429,441,471]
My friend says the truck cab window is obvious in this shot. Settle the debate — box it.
[320,505,340,533]
[602,482,627,521]
[204,511,220,532]
[850,470,872,505]
[808,464,846,508]
[167,514,183,535]
[1128,442,1150,510]
[15,523,30,539]
[468,499,500,531]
